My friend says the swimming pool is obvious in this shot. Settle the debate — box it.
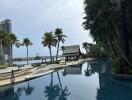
[0,59,132,100]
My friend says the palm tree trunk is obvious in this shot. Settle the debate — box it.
[56,42,60,62]
[9,44,13,65]
[27,46,29,64]
[0,40,3,63]
[106,37,116,58]
[114,39,132,67]
[49,46,52,62]
[85,48,88,54]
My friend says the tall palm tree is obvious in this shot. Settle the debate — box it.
[0,31,7,62]
[22,38,33,64]
[42,32,57,62]
[61,46,65,52]
[83,0,132,64]
[83,0,117,52]
[5,33,21,65]
[0,31,20,65]
[8,34,17,64]
[54,28,66,62]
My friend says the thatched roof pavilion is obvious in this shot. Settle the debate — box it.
[62,45,82,61]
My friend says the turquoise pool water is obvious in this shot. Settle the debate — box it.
[1,59,132,100]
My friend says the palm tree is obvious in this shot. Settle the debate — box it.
[61,46,65,52]
[42,32,57,62]
[83,0,117,56]
[82,42,88,54]
[8,34,17,64]
[0,31,20,65]
[85,62,94,77]
[22,38,33,64]
[0,31,7,62]
[54,28,66,62]
[5,33,21,65]
[84,0,132,67]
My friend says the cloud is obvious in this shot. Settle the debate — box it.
[0,0,93,57]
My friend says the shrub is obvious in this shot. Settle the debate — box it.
[112,57,129,74]
[82,54,87,59]
[112,58,121,74]
[34,56,42,60]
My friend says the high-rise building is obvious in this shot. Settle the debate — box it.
[0,19,12,60]
[0,19,12,32]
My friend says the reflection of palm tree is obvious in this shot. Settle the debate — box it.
[24,81,34,95]
[85,62,94,77]
[44,72,60,100]
[62,67,66,76]
[59,86,70,100]
[57,71,62,90]
[0,85,20,100]
[44,84,60,100]
[10,85,20,100]
[51,72,53,86]
[44,72,70,100]
[57,71,70,100]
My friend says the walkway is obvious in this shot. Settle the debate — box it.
[0,58,91,86]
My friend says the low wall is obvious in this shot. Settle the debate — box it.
[112,72,132,81]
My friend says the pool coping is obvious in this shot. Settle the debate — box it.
[0,58,91,86]
[112,72,132,81]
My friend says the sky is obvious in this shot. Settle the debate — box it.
[0,0,93,58]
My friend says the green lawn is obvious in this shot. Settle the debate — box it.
[0,64,8,69]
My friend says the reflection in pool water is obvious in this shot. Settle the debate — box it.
[0,59,132,100]
[44,72,70,100]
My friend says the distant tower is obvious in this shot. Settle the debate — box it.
[0,19,12,60]
[0,19,12,32]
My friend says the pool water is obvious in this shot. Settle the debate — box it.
[1,59,132,100]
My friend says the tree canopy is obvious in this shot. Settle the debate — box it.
[83,0,132,67]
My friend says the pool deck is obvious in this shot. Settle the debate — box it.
[0,58,92,86]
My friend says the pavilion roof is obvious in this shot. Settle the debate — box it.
[62,45,81,55]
